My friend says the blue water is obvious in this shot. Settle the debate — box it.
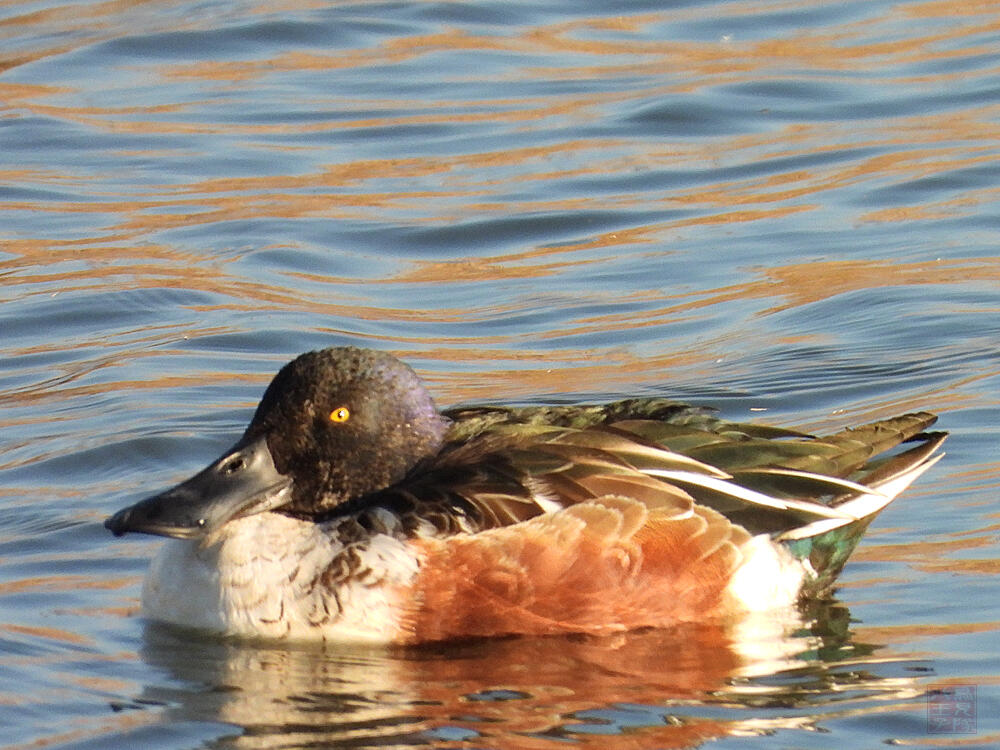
[2,0,999,747]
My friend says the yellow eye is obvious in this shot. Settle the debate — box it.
[329,406,350,423]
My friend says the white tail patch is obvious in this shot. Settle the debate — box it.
[726,535,806,612]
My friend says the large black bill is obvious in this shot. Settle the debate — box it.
[104,435,292,539]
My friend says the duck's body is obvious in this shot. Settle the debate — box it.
[107,348,946,644]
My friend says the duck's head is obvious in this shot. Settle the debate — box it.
[105,347,450,539]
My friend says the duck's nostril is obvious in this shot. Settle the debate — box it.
[221,457,246,475]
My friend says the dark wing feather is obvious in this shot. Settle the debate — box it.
[349,399,943,541]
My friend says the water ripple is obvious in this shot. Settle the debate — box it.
[2,0,999,747]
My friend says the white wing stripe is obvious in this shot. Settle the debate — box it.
[777,452,945,540]
[643,469,855,520]
[738,467,888,497]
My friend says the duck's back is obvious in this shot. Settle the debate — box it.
[346,399,945,643]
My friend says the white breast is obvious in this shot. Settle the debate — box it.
[141,512,420,642]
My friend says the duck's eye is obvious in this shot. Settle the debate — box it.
[329,406,350,423]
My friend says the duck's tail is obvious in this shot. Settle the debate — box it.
[775,415,948,594]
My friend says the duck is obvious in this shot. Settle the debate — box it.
[106,346,947,643]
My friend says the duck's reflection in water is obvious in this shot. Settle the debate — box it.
[136,598,924,749]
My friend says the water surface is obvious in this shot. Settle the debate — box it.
[2,0,999,747]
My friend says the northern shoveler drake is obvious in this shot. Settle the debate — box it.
[106,347,947,643]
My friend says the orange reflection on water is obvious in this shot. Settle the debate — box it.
[6,246,998,410]
[2,0,995,250]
